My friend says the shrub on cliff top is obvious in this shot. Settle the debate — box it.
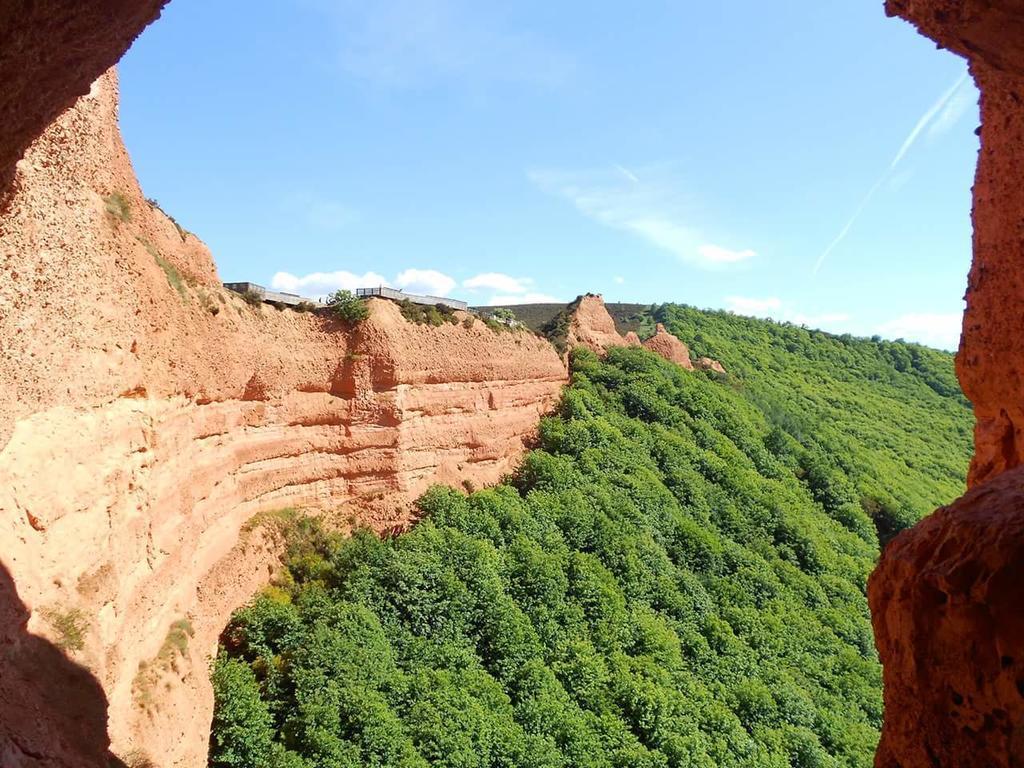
[328,289,370,323]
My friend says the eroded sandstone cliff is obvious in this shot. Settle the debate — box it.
[0,0,168,206]
[869,3,1024,767]
[0,71,566,766]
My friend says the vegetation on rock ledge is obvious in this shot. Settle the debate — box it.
[208,337,960,767]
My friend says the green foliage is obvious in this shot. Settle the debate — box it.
[137,236,189,300]
[242,289,264,307]
[400,299,459,326]
[539,295,585,354]
[328,290,370,323]
[42,605,88,652]
[146,197,189,240]
[647,303,970,538]
[104,192,132,222]
[209,337,964,767]
[210,655,274,768]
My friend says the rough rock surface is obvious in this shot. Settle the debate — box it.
[565,294,633,355]
[869,3,1024,768]
[883,0,1024,487]
[869,465,1024,768]
[0,0,168,206]
[0,71,566,767]
[642,323,694,369]
[695,357,726,374]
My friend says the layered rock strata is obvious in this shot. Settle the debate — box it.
[0,71,566,766]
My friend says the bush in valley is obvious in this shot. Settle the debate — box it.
[210,343,953,768]
[327,290,370,323]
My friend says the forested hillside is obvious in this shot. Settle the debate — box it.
[209,321,971,767]
[650,304,970,538]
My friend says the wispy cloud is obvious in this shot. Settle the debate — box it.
[280,193,359,232]
[813,71,974,274]
[890,72,968,169]
[463,272,533,294]
[272,270,390,296]
[876,312,961,350]
[529,165,756,269]
[463,272,560,305]
[310,0,574,89]
[927,77,975,141]
[395,268,457,296]
[725,295,850,332]
[271,267,457,299]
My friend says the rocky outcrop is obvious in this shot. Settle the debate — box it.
[870,465,1024,768]
[883,1,1024,488]
[0,71,566,766]
[869,3,1024,768]
[565,294,633,355]
[695,357,726,374]
[642,323,694,369]
[0,0,168,206]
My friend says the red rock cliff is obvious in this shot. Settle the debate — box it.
[869,3,1024,767]
[0,71,566,766]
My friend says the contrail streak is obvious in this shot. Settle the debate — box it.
[890,72,967,169]
[813,71,969,274]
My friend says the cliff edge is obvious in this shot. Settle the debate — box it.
[0,70,566,766]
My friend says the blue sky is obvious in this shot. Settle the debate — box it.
[118,0,978,349]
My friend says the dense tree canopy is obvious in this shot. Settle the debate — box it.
[210,325,971,767]
[649,304,970,538]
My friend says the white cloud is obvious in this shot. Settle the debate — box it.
[613,276,625,285]
[528,165,755,270]
[725,296,850,333]
[725,296,782,315]
[876,312,962,351]
[463,272,533,294]
[271,270,389,296]
[394,268,457,296]
[699,244,757,264]
[272,267,457,299]
[486,292,562,305]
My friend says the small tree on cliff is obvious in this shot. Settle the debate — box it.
[327,290,369,323]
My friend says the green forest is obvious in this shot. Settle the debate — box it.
[210,306,972,768]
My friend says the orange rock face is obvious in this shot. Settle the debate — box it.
[0,0,168,205]
[0,71,566,766]
[869,3,1024,768]
[869,465,1024,768]
[565,294,633,355]
[642,323,695,369]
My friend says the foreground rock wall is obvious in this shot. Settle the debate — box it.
[0,0,168,206]
[870,3,1024,767]
[0,72,566,766]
